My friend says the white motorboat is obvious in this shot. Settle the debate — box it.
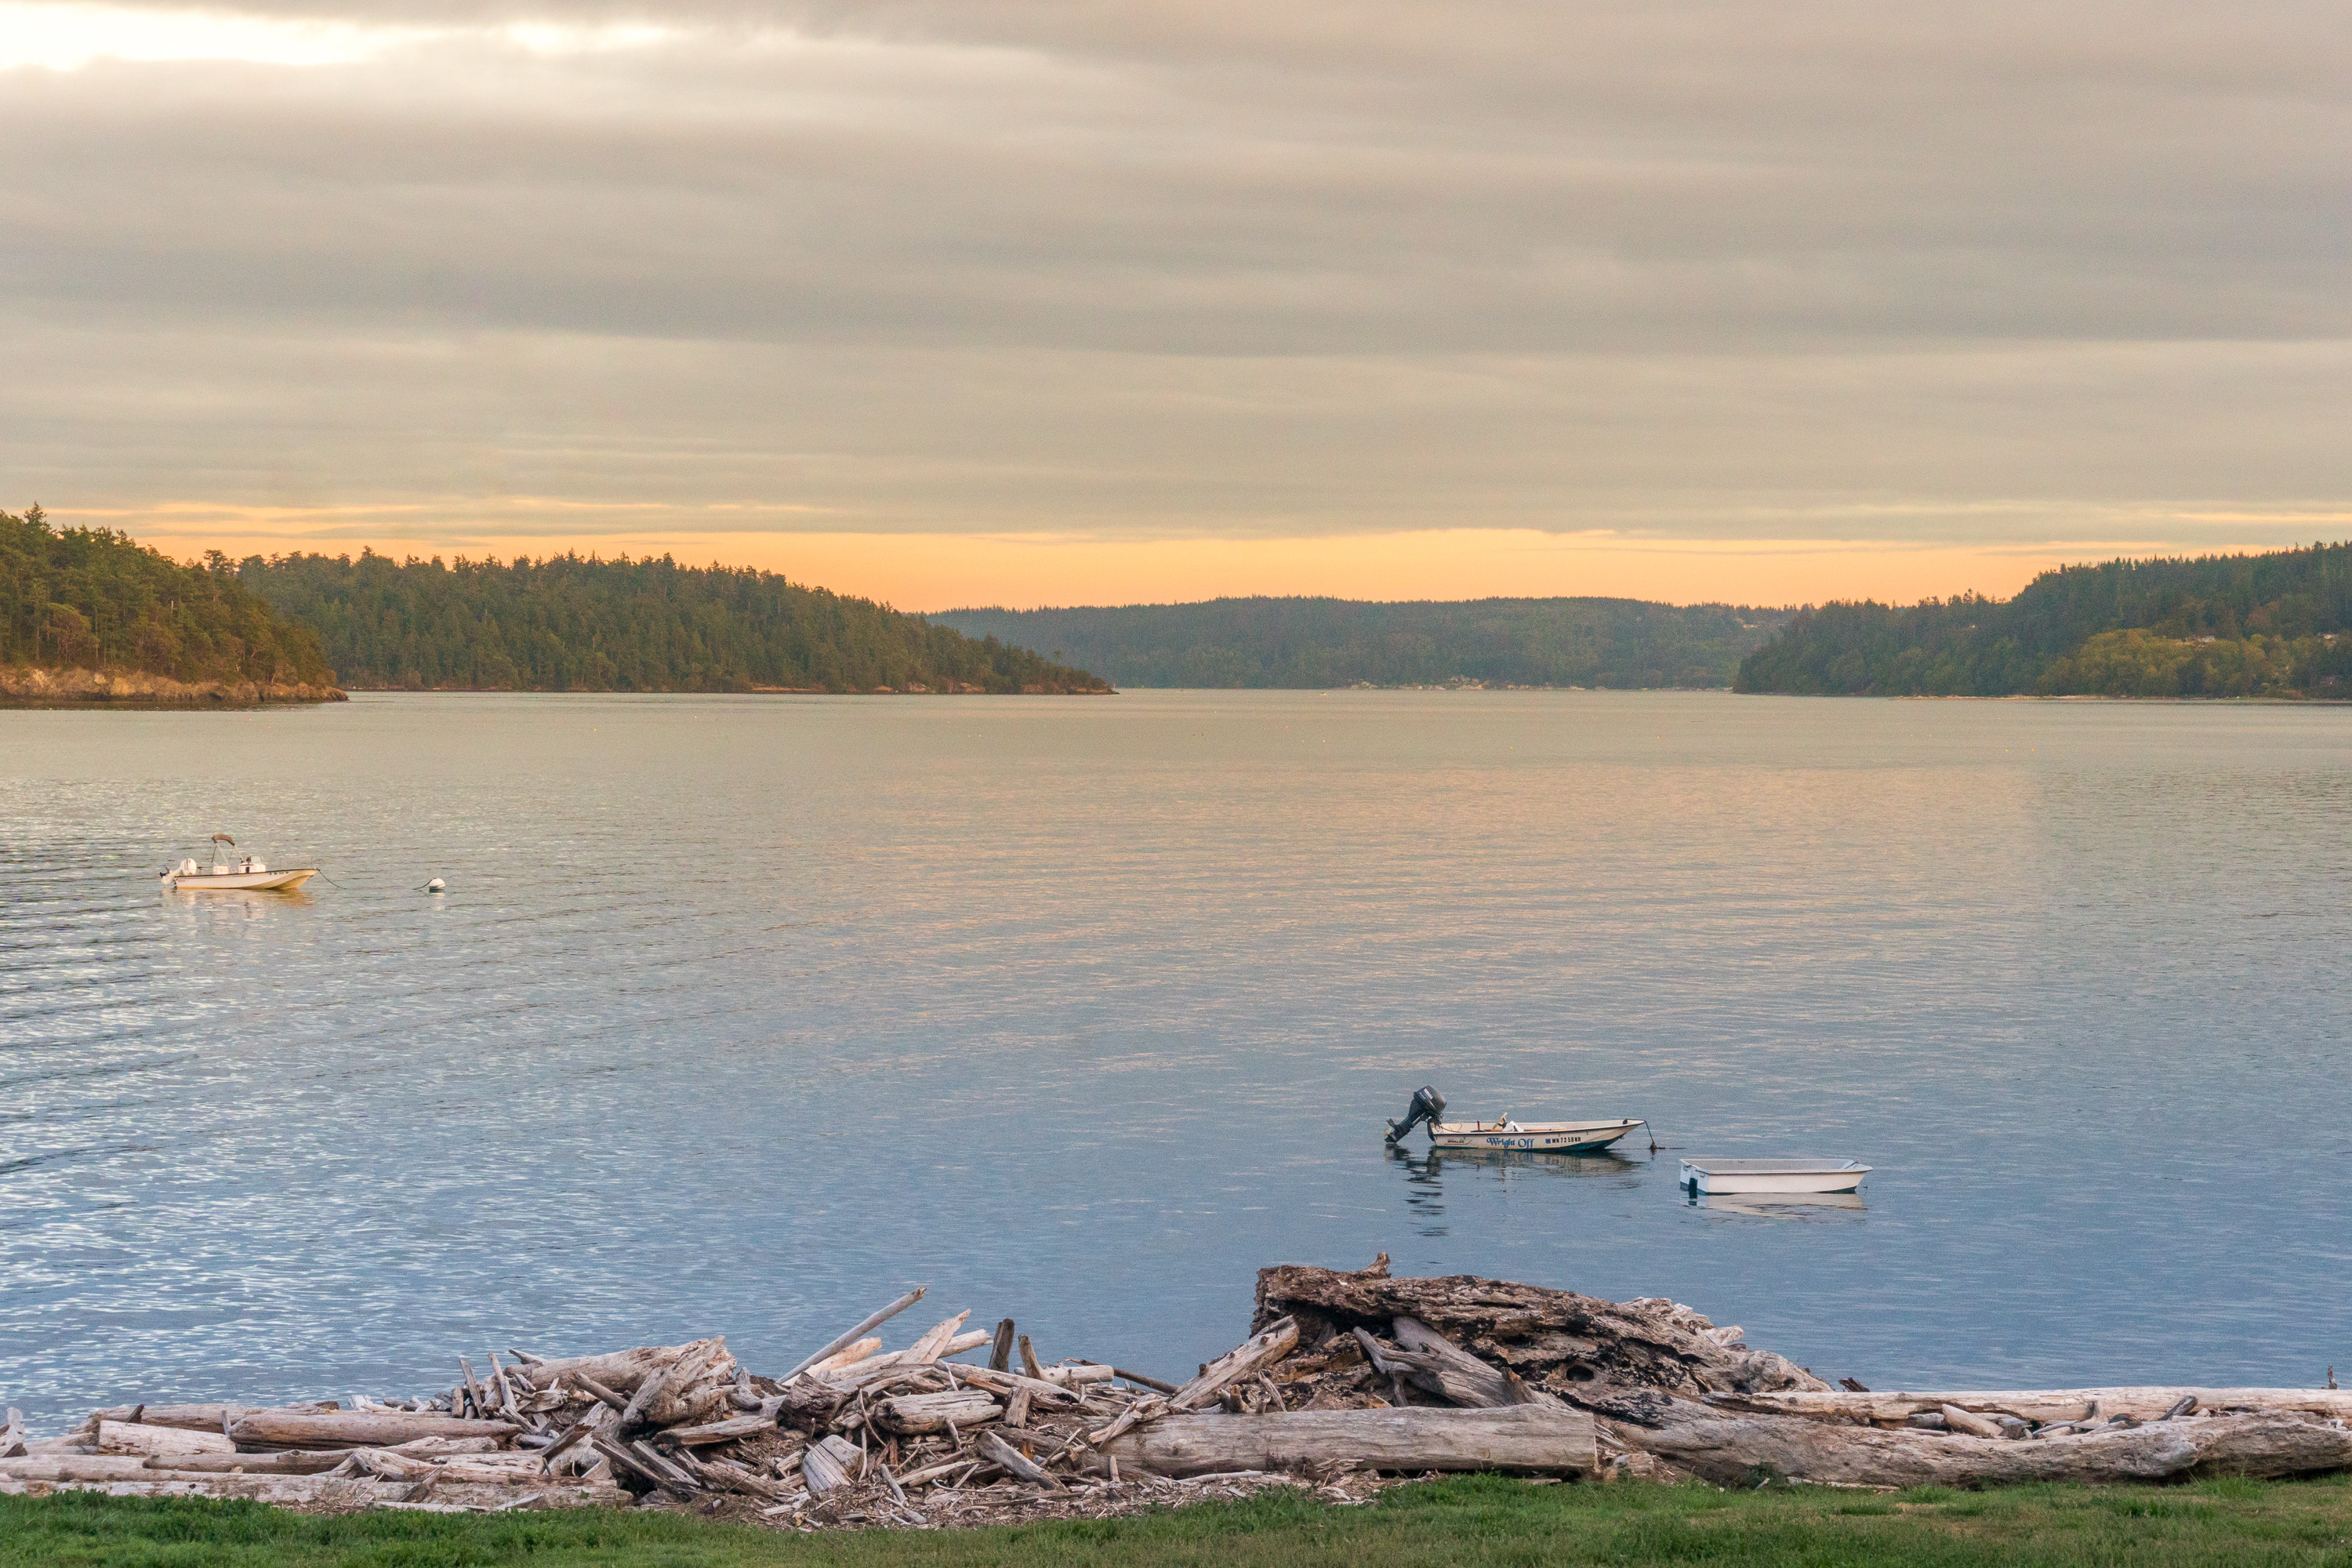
[1679,1159,1870,1195]
[1432,1118,1647,1155]
[160,833,320,893]
[1384,1084,1645,1154]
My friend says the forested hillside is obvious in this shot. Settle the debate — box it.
[931,597,1789,688]
[0,506,335,687]
[240,550,1109,694]
[1736,542,2352,697]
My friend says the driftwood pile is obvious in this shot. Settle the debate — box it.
[0,1276,1595,1525]
[6,1258,2348,1523]
[1256,1258,2352,1488]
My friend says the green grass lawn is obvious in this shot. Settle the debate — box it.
[9,1475,2352,1568]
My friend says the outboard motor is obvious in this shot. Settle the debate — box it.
[1384,1085,1446,1145]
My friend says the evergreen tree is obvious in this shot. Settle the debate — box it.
[0,506,334,684]
[237,550,1110,694]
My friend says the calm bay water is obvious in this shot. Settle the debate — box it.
[4,690,2350,1426]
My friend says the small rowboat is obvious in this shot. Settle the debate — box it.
[160,833,319,893]
[1431,1118,1646,1156]
[1679,1159,1870,1195]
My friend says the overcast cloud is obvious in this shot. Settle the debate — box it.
[3,1,2347,601]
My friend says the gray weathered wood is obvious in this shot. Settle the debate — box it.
[1,1455,176,1482]
[1708,1387,2352,1426]
[1387,1319,1553,1409]
[1169,1317,1299,1412]
[84,1403,276,1434]
[510,1348,680,1396]
[227,1411,518,1451]
[1257,1261,1825,1398]
[0,1475,622,1509]
[144,1450,356,1475]
[990,1319,1016,1373]
[658,1413,775,1446]
[948,1364,1082,1408]
[621,1337,728,1432]
[1113,1369,1179,1396]
[780,1287,929,1385]
[800,1434,858,1497]
[0,1473,412,1505]
[876,1392,1003,1436]
[980,1430,1055,1486]
[1940,1404,2007,1439]
[1098,1404,1597,1477]
[96,1421,235,1457]
[1610,1403,2352,1486]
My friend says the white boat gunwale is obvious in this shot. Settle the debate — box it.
[1428,1117,1646,1154]
[162,866,321,891]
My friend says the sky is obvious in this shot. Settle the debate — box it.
[4,2,2348,611]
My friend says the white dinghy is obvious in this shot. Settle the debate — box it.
[160,833,320,893]
[1679,1159,1870,1196]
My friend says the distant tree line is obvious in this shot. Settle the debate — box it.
[238,550,1109,694]
[1735,543,2352,698]
[929,597,1792,688]
[0,506,334,684]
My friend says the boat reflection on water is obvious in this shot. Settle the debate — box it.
[1387,1142,1648,1240]
[162,886,318,919]
[1689,1189,1867,1220]
[1402,1145,1643,1180]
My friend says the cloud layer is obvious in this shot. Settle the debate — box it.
[4,1,2347,601]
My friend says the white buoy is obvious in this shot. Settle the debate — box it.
[424,878,446,894]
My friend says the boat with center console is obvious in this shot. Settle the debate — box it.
[160,833,320,892]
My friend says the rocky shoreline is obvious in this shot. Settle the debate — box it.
[0,666,347,708]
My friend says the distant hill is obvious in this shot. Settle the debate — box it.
[1736,542,2352,698]
[239,550,1109,694]
[0,506,339,703]
[928,597,1791,689]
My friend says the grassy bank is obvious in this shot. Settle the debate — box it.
[9,1474,2352,1568]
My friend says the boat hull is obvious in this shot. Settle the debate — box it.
[1429,1120,1643,1155]
[1679,1160,1869,1195]
[165,868,319,892]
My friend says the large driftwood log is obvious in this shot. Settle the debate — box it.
[94,1421,234,1457]
[658,1413,777,1447]
[876,1391,1003,1435]
[0,1475,625,1508]
[148,1450,361,1475]
[1256,1259,1825,1399]
[84,1403,277,1433]
[227,1411,518,1451]
[1096,1404,1598,1478]
[510,1347,688,1396]
[0,1446,492,1483]
[2,1456,180,1482]
[1708,1388,2352,1427]
[621,1338,731,1431]
[0,1474,406,1504]
[1606,1402,2352,1486]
